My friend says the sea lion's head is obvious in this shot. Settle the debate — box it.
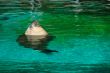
[17,20,58,54]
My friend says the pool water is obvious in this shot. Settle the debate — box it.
[0,1,110,73]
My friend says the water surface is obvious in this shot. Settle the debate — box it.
[0,1,110,73]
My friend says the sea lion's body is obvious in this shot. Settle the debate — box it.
[17,21,57,54]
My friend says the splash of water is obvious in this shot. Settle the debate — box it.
[75,0,79,4]
[29,0,42,21]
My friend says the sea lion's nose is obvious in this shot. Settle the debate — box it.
[32,21,40,27]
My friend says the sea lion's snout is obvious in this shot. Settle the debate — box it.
[25,20,48,36]
[30,21,40,28]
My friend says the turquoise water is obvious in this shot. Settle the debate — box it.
[0,1,110,73]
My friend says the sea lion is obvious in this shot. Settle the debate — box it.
[16,21,58,54]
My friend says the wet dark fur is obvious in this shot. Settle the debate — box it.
[16,34,58,54]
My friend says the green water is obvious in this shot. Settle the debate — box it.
[0,1,110,73]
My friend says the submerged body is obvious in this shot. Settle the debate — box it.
[17,21,58,54]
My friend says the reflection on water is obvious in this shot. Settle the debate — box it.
[17,34,58,54]
[0,0,110,73]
